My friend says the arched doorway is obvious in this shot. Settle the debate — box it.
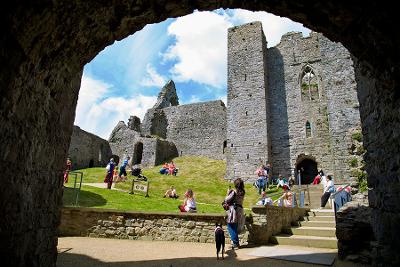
[132,142,144,165]
[2,2,400,266]
[296,156,318,184]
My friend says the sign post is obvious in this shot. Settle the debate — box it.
[130,179,149,197]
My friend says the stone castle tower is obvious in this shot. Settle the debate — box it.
[226,22,271,181]
[226,22,361,184]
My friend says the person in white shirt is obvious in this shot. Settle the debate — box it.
[320,175,335,208]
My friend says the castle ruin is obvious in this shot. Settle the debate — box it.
[73,22,360,185]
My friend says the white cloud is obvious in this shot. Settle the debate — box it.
[75,74,156,139]
[230,9,311,47]
[140,64,167,87]
[162,9,310,90]
[186,95,201,104]
[163,11,232,88]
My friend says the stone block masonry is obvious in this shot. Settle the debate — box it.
[226,22,271,182]
[68,126,112,170]
[59,206,308,246]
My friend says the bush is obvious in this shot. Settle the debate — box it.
[356,145,366,155]
[357,171,368,193]
[349,158,358,167]
[352,132,363,142]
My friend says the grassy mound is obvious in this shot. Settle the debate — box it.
[63,156,280,213]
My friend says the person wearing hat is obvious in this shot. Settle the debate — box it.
[104,158,115,189]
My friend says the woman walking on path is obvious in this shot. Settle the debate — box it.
[224,178,245,250]
[104,158,115,189]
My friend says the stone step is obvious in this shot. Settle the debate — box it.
[270,234,338,249]
[308,210,335,217]
[283,226,336,237]
[293,220,336,228]
[304,215,335,222]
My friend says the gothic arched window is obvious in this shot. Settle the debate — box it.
[306,121,312,138]
[301,66,319,101]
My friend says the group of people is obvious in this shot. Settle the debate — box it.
[174,178,246,250]
[256,184,293,208]
[104,156,132,189]
[159,161,179,176]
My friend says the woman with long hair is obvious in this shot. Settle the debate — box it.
[224,178,245,249]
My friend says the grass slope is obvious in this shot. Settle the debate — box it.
[63,156,281,213]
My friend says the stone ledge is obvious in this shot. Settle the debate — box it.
[62,206,225,219]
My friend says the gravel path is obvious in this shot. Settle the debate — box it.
[57,237,369,267]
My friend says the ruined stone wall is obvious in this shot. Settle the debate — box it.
[109,121,141,162]
[226,22,270,182]
[68,126,112,170]
[319,35,361,183]
[2,1,399,266]
[163,100,227,160]
[268,32,360,183]
[108,121,177,168]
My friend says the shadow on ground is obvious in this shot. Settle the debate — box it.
[62,187,107,207]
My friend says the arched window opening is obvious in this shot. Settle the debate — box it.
[301,66,319,101]
[132,142,144,165]
[306,121,312,138]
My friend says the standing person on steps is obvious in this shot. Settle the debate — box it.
[224,178,245,250]
[320,175,335,208]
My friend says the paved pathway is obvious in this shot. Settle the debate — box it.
[57,237,369,267]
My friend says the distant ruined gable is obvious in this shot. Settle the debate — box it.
[153,80,179,109]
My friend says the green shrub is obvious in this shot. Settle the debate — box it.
[356,145,366,155]
[352,132,363,142]
[357,171,368,193]
[349,158,358,167]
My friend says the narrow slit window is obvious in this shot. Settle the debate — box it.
[306,121,312,138]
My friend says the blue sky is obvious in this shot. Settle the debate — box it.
[75,9,310,139]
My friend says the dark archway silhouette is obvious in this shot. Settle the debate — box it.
[296,158,318,184]
[88,159,94,168]
[1,2,400,266]
[133,142,144,165]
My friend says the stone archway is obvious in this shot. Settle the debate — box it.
[1,1,399,266]
[132,142,144,165]
[296,156,318,184]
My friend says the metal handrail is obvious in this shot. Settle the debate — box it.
[69,171,83,205]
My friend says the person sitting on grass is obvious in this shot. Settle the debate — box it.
[164,186,179,199]
[256,191,273,206]
[178,189,197,212]
[276,174,287,189]
[274,185,293,207]
[160,162,169,175]
[168,160,177,175]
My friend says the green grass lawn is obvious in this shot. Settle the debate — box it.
[63,156,281,213]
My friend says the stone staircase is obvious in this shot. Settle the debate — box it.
[270,209,337,249]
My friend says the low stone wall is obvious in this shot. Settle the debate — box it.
[59,207,232,244]
[247,205,309,244]
[60,206,308,245]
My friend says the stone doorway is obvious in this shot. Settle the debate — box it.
[132,142,143,165]
[296,157,318,184]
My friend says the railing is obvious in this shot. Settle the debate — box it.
[68,171,83,205]
[331,184,352,214]
[271,187,309,208]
